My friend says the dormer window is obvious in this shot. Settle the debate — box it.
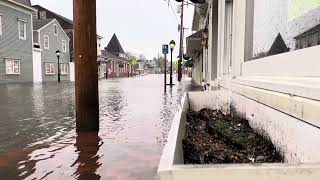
[39,11,46,20]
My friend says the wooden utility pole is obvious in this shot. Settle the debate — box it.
[164,54,167,92]
[74,0,99,131]
[178,2,184,82]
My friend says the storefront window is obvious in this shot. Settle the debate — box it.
[246,0,320,61]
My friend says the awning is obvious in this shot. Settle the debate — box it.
[186,29,203,57]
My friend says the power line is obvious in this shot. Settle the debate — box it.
[167,0,180,24]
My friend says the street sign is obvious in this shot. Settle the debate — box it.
[162,44,169,54]
[131,58,137,65]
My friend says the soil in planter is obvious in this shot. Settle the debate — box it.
[183,109,283,164]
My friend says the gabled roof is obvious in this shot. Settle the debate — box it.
[32,19,70,41]
[32,5,103,39]
[187,29,203,39]
[105,34,125,54]
[33,19,53,30]
[32,5,73,30]
[12,0,31,7]
[101,50,129,62]
[294,24,320,39]
[268,33,290,56]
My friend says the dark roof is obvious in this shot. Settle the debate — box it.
[33,19,53,30]
[268,33,290,56]
[101,50,129,62]
[105,34,125,54]
[32,5,73,30]
[294,24,320,39]
[32,5,103,38]
[12,0,31,7]
[187,29,203,39]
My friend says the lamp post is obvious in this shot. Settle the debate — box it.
[169,40,176,86]
[56,50,61,83]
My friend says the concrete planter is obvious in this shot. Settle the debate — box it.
[158,91,320,180]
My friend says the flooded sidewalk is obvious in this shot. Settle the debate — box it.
[0,74,200,180]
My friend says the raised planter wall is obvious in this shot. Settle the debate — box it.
[158,90,320,180]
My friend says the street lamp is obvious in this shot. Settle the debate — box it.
[56,50,61,83]
[169,40,176,86]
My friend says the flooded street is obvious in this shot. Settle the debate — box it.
[0,74,199,180]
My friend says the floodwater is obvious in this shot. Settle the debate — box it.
[0,74,200,180]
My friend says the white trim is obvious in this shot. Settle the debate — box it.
[37,19,70,41]
[36,19,55,32]
[0,0,36,15]
[44,35,49,49]
[0,14,2,36]
[44,62,55,75]
[17,18,27,23]
[218,79,320,129]
[18,20,26,40]
[62,40,67,52]
[60,63,69,75]
[242,45,320,77]
[7,0,37,12]
[5,58,21,75]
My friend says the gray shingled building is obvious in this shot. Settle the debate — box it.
[0,0,35,83]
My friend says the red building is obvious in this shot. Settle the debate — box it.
[99,34,132,79]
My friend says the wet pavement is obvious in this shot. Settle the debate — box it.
[0,74,200,180]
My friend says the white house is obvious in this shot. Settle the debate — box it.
[187,0,320,163]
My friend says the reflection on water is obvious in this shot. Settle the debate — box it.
[73,132,102,180]
[0,75,200,179]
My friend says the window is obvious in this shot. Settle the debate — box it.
[32,12,38,19]
[62,40,67,52]
[45,63,55,75]
[54,24,58,35]
[18,20,26,40]
[44,35,49,49]
[5,59,20,75]
[246,0,320,60]
[0,14,2,36]
[60,63,68,75]
[39,11,46,20]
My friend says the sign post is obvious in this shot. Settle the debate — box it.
[162,44,169,92]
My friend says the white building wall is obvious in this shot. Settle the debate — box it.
[192,0,320,164]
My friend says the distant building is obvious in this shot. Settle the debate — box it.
[294,24,320,50]
[0,0,36,83]
[32,5,103,81]
[32,19,70,82]
[100,34,131,78]
[136,59,146,75]
[32,5,102,63]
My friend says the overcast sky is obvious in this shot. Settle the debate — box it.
[31,0,194,60]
